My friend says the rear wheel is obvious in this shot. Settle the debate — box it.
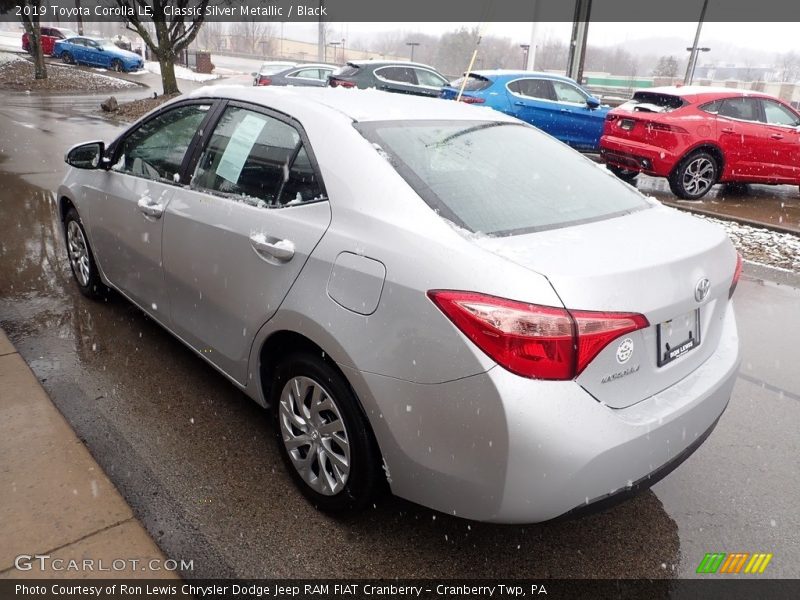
[668,151,719,200]
[607,165,639,183]
[64,208,109,300]
[271,352,383,513]
[111,59,124,72]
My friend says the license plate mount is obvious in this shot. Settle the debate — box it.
[657,309,701,367]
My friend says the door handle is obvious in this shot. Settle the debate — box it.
[560,108,571,113]
[514,101,526,106]
[137,197,164,218]
[720,128,735,134]
[250,235,295,262]
[770,133,784,140]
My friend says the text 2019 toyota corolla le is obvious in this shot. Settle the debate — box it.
[58,87,741,523]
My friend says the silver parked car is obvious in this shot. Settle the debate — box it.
[58,87,741,523]
[252,62,337,87]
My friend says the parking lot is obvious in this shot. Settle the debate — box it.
[0,84,798,580]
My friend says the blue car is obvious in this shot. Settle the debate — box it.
[53,37,144,73]
[441,70,609,151]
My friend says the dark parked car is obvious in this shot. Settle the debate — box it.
[22,26,76,56]
[252,63,336,87]
[53,37,144,72]
[441,71,609,151]
[328,60,449,97]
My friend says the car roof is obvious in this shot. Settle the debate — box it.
[285,63,336,70]
[187,85,517,124]
[639,86,776,102]
[347,60,441,71]
[468,70,579,84]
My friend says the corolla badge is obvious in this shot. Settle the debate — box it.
[695,277,711,302]
[616,338,634,364]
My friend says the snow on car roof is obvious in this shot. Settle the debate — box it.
[188,85,518,124]
[641,85,774,99]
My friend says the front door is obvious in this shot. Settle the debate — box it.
[506,78,560,137]
[162,104,331,384]
[83,102,213,321]
[759,98,800,182]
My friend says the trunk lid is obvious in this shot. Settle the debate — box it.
[473,205,737,408]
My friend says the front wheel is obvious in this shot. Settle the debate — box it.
[668,151,719,200]
[111,59,124,73]
[271,352,383,513]
[607,165,639,183]
[61,52,74,65]
[64,208,109,300]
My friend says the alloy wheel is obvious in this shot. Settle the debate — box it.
[682,156,715,196]
[66,220,90,287]
[278,376,351,496]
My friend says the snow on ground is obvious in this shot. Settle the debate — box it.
[0,52,139,91]
[145,61,220,82]
[0,30,23,52]
[693,214,800,272]
[0,51,21,65]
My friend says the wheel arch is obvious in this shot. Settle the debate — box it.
[672,143,725,178]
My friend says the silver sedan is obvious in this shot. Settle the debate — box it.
[58,87,741,523]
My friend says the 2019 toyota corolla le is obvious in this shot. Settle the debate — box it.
[58,87,741,523]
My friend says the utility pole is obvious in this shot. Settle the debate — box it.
[317,0,325,62]
[684,0,710,85]
[566,0,592,83]
[520,44,530,70]
[406,42,420,62]
[526,0,541,70]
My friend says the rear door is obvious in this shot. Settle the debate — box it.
[162,103,331,384]
[374,66,419,95]
[715,97,774,179]
[505,78,561,136]
[84,101,214,321]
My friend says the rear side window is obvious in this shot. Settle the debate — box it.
[291,68,323,79]
[376,66,416,84]
[357,120,650,236]
[508,78,555,101]
[623,92,685,113]
[449,74,492,91]
[191,107,323,208]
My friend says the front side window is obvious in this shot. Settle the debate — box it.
[191,107,323,208]
[415,69,447,87]
[761,100,799,127]
[508,78,555,101]
[357,120,650,236]
[552,81,588,104]
[112,103,209,182]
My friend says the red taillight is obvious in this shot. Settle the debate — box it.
[729,253,743,299]
[258,76,272,86]
[329,78,355,88]
[458,95,485,104]
[427,291,649,381]
[645,121,688,134]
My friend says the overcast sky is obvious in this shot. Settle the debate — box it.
[281,22,799,55]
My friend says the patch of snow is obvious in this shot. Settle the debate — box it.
[145,61,220,82]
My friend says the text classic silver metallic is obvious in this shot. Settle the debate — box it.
[58,86,741,522]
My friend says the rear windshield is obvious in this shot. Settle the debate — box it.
[356,120,650,236]
[621,92,686,113]
[333,64,360,77]
[449,74,492,91]
[259,63,293,75]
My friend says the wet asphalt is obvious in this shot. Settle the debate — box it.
[0,89,799,580]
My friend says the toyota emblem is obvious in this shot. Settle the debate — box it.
[695,278,711,302]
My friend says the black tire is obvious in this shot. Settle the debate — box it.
[61,52,73,65]
[64,208,109,300]
[668,150,719,200]
[271,352,383,513]
[111,59,124,73]
[607,165,639,183]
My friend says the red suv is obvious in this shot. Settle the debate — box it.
[22,27,77,56]
[600,87,800,199]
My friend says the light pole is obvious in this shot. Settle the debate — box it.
[684,0,710,85]
[685,47,710,84]
[520,44,530,70]
[406,41,420,62]
[329,41,341,64]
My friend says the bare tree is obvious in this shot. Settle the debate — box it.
[196,19,224,52]
[1,0,48,80]
[114,0,211,95]
[652,55,679,78]
[777,51,800,83]
[231,17,275,56]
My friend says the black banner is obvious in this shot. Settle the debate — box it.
[3,579,800,600]
[3,0,800,23]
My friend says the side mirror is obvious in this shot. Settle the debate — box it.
[65,141,106,169]
[586,96,601,109]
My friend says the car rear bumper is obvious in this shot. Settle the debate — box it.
[343,303,739,523]
[600,135,680,177]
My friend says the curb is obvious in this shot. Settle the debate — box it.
[658,199,800,237]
